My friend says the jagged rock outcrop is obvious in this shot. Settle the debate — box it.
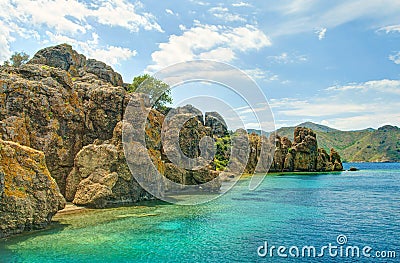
[316,148,334,171]
[66,105,221,207]
[231,127,343,174]
[163,105,210,164]
[162,105,220,192]
[269,127,343,172]
[269,134,289,172]
[28,44,123,86]
[245,133,273,174]
[0,45,129,195]
[292,127,318,171]
[1,44,223,211]
[0,139,65,238]
[329,148,343,171]
[66,122,161,208]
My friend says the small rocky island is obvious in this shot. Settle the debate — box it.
[0,44,343,238]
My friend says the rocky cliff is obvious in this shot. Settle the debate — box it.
[1,44,222,210]
[0,139,65,238]
[0,44,128,196]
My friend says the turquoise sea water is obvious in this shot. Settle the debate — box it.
[1,163,399,262]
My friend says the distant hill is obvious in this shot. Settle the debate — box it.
[246,129,270,136]
[276,123,400,162]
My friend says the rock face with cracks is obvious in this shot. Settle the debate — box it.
[244,127,343,173]
[0,44,224,232]
[0,139,65,238]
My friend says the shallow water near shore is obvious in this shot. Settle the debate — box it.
[1,163,399,262]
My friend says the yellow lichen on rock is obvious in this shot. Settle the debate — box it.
[0,139,66,238]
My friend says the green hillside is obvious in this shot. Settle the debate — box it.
[276,123,400,162]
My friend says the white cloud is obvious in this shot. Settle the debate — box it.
[280,0,317,14]
[389,52,400,64]
[0,0,160,64]
[165,9,175,15]
[46,32,137,66]
[316,27,327,40]
[198,47,236,61]
[378,24,400,33]
[277,101,368,117]
[91,1,163,33]
[271,0,400,37]
[190,0,210,6]
[1,0,163,34]
[147,23,271,71]
[0,20,14,62]
[232,2,252,7]
[209,6,246,22]
[267,52,308,64]
[270,79,400,130]
[243,68,280,82]
[0,0,89,34]
[320,113,400,131]
[326,79,400,95]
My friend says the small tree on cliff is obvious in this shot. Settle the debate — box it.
[2,52,30,67]
[128,74,173,111]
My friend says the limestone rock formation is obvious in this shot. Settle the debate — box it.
[0,45,128,195]
[162,105,220,192]
[1,44,222,212]
[66,122,159,208]
[330,148,343,171]
[245,133,273,174]
[292,127,318,171]
[0,140,65,238]
[66,103,221,207]
[230,127,343,173]
[269,127,343,172]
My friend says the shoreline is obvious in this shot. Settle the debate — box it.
[55,203,88,215]
[54,171,344,216]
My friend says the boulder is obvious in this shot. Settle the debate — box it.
[0,140,65,238]
[28,43,123,86]
[66,122,160,208]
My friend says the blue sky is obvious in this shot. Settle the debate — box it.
[1,0,400,130]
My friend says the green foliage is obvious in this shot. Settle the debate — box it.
[214,135,232,171]
[3,52,30,67]
[127,74,172,111]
